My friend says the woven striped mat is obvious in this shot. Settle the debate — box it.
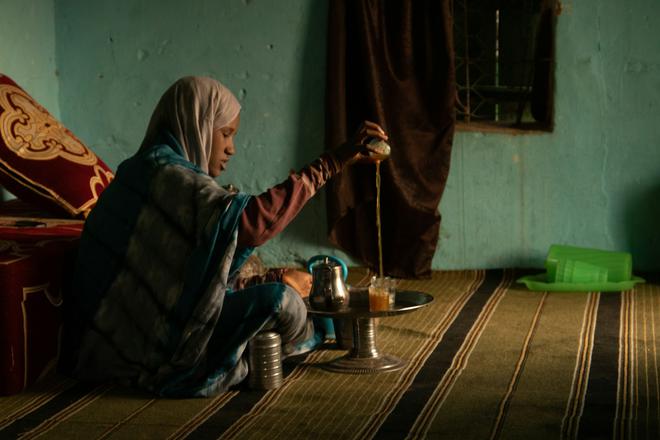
[1,269,658,440]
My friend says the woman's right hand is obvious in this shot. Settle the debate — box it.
[335,121,389,165]
[281,269,312,298]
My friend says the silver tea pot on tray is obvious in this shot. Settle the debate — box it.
[307,255,349,310]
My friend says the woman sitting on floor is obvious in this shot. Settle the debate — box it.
[60,76,387,397]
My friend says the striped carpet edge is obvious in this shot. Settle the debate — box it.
[405,270,515,439]
[350,270,486,439]
[577,291,622,439]
[0,382,112,439]
[217,270,492,439]
[488,291,549,440]
[561,292,599,440]
[1,271,658,439]
[0,378,76,430]
[359,270,487,439]
[372,269,509,439]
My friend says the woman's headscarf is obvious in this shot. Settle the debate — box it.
[139,76,241,174]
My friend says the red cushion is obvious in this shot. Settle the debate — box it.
[0,74,113,218]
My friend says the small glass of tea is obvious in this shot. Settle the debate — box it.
[369,276,395,311]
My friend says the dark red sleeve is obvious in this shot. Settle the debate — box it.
[237,153,342,247]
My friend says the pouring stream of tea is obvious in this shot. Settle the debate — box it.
[376,161,383,277]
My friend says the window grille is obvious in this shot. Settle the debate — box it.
[453,0,558,131]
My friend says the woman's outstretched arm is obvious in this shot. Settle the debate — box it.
[237,121,387,247]
[237,153,341,247]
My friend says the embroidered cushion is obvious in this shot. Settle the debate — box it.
[0,74,113,218]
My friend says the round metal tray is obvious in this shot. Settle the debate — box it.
[305,288,434,318]
[305,288,434,374]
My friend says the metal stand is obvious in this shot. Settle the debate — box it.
[321,318,405,374]
[306,289,433,374]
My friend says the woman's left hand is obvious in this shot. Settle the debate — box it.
[282,269,313,298]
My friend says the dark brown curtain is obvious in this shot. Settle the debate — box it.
[325,0,455,279]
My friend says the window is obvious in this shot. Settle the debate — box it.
[453,0,559,132]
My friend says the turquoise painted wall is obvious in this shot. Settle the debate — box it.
[54,0,332,266]
[51,0,660,271]
[435,1,660,271]
[0,0,59,114]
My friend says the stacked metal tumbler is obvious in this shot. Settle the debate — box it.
[248,331,283,390]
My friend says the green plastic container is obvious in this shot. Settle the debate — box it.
[545,244,631,283]
[555,259,608,283]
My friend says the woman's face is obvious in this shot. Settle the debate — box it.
[209,113,240,177]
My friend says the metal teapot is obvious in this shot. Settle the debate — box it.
[307,255,349,310]
[364,137,391,161]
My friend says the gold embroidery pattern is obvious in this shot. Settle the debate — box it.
[88,164,114,200]
[0,84,97,165]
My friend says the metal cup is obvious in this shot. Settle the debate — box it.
[248,331,283,390]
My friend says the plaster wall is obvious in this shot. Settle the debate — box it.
[435,1,660,270]
[52,0,660,270]
[55,0,329,265]
[0,0,59,114]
